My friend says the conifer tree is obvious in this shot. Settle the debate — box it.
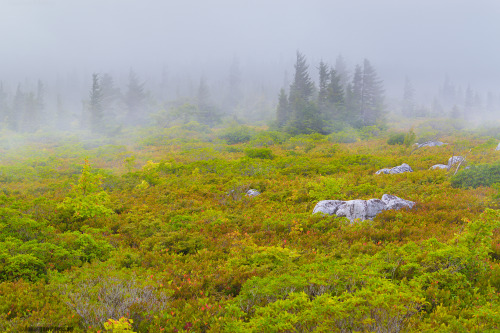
[347,64,363,126]
[196,77,219,126]
[276,88,289,127]
[360,59,384,126]
[402,76,415,117]
[287,51,321,133]
[89,73,103,133]
[326,67,345,120]
[334,54,350,89]
[124,70,145,125]
[0,83,8,126]
[317,60,330,112]
[22,91,38,132]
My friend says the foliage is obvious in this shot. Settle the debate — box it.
[451,163,500,188]
[244,147,274,159]
[387,132,405,145]
[0,125,499,331]
[58,159,115,219]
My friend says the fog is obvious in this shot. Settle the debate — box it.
[1,0,500,124]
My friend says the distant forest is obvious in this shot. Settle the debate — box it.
[1,51,500,134]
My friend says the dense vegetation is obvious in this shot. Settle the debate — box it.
[0,118,499,332]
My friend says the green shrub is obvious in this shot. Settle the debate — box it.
[387,133,405,145]
[244,147,274,159]
[451,163,500,188]
[219,125,255,144]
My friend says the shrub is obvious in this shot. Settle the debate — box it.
[244,147,274,159]
[387,133,405,145]
[219,125,255,144]
[451,163,500,188]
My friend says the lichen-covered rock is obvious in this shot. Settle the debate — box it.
[448,156,464,167]
[336,199,387,222]
[312,200,346,215]
[417,141,446,148]
[313,194,415,222]
[381,194,415,210]
[375,163,413,175]
[246,189,261,197]
[430,164,448,170]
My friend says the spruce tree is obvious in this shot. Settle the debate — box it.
[402,76,415,117]
[89,73,103,133]
[124,70,145,125]
[348,64,363,127]
[326,67,345,120]
[360,59,384,126]
[317,60,330,112]
[276,88,289,127]
[288,51,321,133]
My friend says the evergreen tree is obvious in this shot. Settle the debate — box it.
[0,82,8,126]
[326,67,345,120]
[10,84,24,131]
[360,59,384,126]
[227,57,242,113]
[89,73,103,133]
[124,70,145,125]
[317,60,330,112]
[347,64,363,126]
[22,91,38,132]
[101,73,120,122]
[276,88,289,127]
[36,80,45,126]
[402,76,415,117]
[56,94,68,129]
[464,84,474,115]
[196,77,219,126]
[334,54,350,89]
[287,51,321,133]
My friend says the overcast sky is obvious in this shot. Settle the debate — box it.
[1,0,500,98]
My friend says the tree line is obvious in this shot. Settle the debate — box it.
[276,51,385,134]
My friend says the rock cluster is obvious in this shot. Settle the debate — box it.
[246,189,261,197]
[313,194,415,222]
[430,155,465,170]
[375,163,413,175]
[416,141,446,148]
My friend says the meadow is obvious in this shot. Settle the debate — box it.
[0,119,499,332]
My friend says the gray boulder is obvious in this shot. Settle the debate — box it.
[246,189,261,197]
[381,194,415,210]
[496,143,500,151]
[430,164,448,170]
[375,163,413,175]
[417,141,446,148]
[312,200,346,215]
[336,199,387,222]
[448,156,464,167]
[313,194,415,222]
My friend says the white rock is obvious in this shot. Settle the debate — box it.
[417,141,446,148]
[430,164,448,170]
[375,168,391,175]
[375,163,413,175]
[381,194,415,210]
[246,189,261,197]
[312,200,346,215]
[496,143,500,151]
[336,199,387,222]
[448,156,464,167]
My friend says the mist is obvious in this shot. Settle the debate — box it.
[1,0,500,128]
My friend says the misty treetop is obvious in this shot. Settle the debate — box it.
[276,51,385,134]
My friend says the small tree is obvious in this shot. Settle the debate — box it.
[58,160,114,220]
